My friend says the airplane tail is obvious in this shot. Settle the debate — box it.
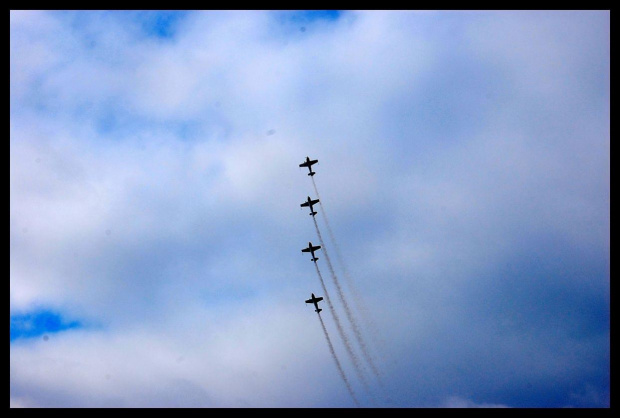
[308,171,315,176]
[312,257,319,262]
[316,308,322,313]
[310,211,317,216]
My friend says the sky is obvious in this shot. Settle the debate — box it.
[10,10,610,408]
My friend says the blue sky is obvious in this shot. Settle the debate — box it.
[10,309,81,341]
[10,10,609,408]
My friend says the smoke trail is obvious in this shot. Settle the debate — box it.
[310,178,377,328]
[311,176,382,348]
[313,262,373,398]
[317,312,360,407]
[312,215,383,383]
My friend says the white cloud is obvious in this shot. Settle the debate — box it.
[10,299,357,407]
[11,10,609,407]
[442,396,509,408]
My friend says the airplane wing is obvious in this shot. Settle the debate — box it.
[301,248,311,253]
[310,199,319,205]
[299,159,318,167]
[300,202,309,207]
[311,245,321,251]
[305,298,312,303]
[315,296,323,302]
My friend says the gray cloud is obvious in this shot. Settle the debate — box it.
[11,10,609,407]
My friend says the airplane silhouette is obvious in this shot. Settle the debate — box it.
[301,241,321,262]
[300,196,320,216]
[299,156,318,176]
[305,293,324,313]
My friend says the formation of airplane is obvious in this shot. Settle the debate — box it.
[305,293,324,313]
[299,156,318,176]
[300,196,320,216]
[299,158,323,314]
[301,241,321,262]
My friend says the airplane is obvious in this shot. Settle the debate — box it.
[301,241,321,262]
[305,293,324,313]
[299,156,318,176]
[300,196,320,216]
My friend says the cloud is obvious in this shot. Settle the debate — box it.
[441,396,509,408]
[11,10,609,407]
[10,300,357,407]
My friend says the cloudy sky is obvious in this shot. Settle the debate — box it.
[10,10,609,408]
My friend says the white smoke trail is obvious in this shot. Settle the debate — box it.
[312,215,383,383]
[311,177,382,347]
[317,312,360,407]
[313,261,373,399]
[312,177,381,340]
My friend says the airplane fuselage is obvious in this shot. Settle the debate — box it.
[299,157,318,176]
[302,241,321,262]
[305,293,324,313]
[301,196,319,216]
